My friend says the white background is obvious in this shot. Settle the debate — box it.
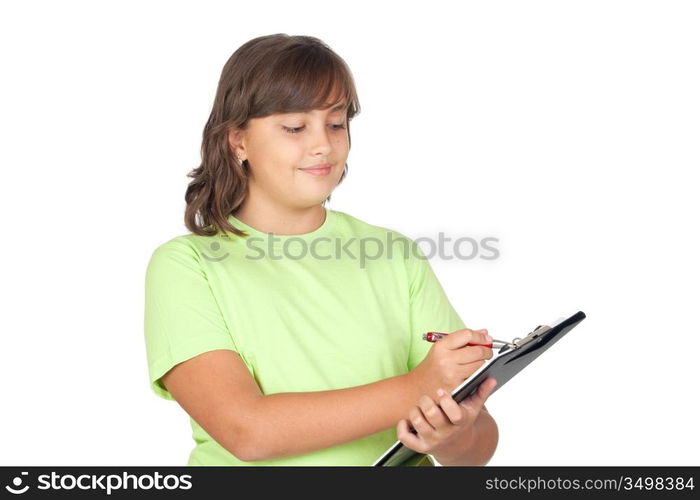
[1,0,698,466]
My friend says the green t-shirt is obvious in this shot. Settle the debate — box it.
[144,207,467,466]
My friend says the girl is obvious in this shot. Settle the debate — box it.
[144,33,498,466]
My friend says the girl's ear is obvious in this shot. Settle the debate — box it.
[227,128,245,157]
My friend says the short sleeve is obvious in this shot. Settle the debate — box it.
[405,239,468,371]
[144,238,238,400]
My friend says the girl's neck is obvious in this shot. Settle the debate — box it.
[232,201,327,236]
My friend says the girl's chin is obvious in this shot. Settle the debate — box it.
[295,189,335,205]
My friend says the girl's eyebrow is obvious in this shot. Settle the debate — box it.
[326,103,348,113]
[298,103,348,115]
[277,104,348,119]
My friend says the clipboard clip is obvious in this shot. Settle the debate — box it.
[509,324,552,349]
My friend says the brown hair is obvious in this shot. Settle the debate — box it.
[184,34,361,237]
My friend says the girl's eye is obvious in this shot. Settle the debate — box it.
[283,123,347,134]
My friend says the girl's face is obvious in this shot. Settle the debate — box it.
[229,102,350,210]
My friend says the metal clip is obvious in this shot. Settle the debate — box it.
[511,324,552,348]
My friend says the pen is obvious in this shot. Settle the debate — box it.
[422,331,510,349]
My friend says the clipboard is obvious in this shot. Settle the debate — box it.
[373,310,587,466]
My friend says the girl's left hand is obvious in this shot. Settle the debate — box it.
[396,377,497,463]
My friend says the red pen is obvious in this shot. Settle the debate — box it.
[422,331,510,349]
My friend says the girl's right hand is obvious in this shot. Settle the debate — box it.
[408,328,494,395]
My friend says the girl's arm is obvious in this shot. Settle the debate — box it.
[162,349,435,462]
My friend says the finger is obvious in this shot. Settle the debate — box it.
[479,377,498,399]
[470,330,492,347]
[408,406,436,435]
[397,418,427,453]
[472,377,497,403]
[443,328,487,350]
[455,346,494,365]
[418,394,450,429]
[460,377,498,413]
[435,388,467,425]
